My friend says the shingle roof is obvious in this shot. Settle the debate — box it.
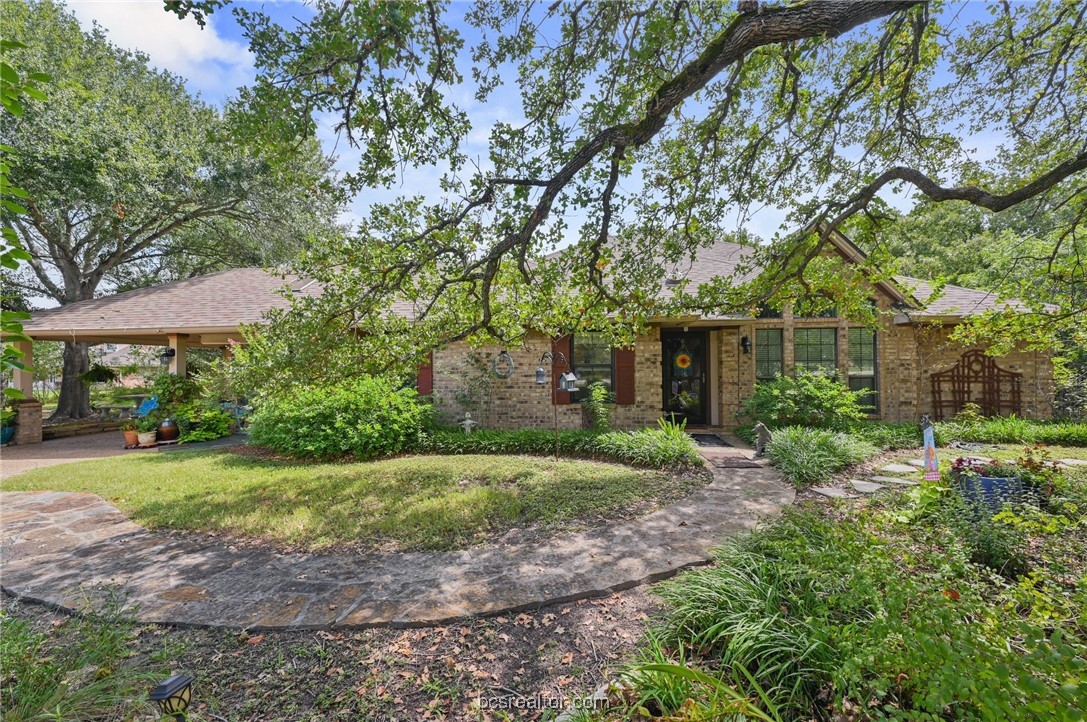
[18,244,1022,342]
[21,268,315,339]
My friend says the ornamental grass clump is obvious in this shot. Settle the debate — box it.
[764,426,877,487]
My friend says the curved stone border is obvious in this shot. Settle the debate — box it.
[0,453,792,629]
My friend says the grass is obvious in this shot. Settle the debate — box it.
[0,593,162,721]
[0,450,704,551]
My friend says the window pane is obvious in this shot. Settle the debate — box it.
[755,329,783,380]
[794,328,837,374]
[572,332,613,397]
[848,328,876,376]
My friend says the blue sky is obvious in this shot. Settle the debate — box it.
[66,0,1002,240]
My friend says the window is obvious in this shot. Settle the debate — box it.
[571,332,613,400]
[755,329,783,381]
[848,327,879,411]
[794,328,838,374]
[796,305,837,319]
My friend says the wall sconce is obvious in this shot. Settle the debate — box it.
[149,673,194,720]
[741,336,751,354]
[159,347,176,366]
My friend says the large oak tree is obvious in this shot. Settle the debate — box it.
[3,1,343,417]
[171,0,1085,393]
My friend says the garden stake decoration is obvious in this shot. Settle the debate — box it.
[920,415,940,481]
[148,673,194,720]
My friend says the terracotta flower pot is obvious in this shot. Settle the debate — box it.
[137,430,157,446]
[123,429,139,447]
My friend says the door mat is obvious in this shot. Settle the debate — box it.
[689,433,732,447]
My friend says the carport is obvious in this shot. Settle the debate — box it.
[6,267,317,444]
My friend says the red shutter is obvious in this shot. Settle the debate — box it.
[417,352,434,396]
[614,347,636,405]
[552,336,572,405]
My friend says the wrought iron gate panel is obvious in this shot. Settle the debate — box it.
[929,349,1022,420]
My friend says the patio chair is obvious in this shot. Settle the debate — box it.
[134,396,159,418]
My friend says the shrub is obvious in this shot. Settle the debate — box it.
[417,418,701,469]
[582,382,614,432]
[740,372,867,430]
[765,426,877,487]
[150,372,199,405]
[847,421,922,450]
[249,377,433,460]
[172,401,234,444]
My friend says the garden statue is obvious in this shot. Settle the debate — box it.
[754,421,772,457]
[459,412,478,434]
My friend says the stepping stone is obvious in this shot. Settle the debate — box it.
[906,458,925,468]
[1060,458,1087,467]
[879,463,918,474]
[850,480,885,494]
[871,475,920,486]
[811,486,858,499]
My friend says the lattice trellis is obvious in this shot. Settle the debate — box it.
[930,349,1023,420]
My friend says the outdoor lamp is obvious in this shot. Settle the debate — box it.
[741,335,751,354]
[148,673,194,720]
[159,347,176,366]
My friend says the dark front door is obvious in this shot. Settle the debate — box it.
[662,330,708,426]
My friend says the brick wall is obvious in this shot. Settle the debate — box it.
[430,313,1054,430]
[431,331,664,431]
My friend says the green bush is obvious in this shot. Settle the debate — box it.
[417,418,701,469]
[172,401,234,444]
[582,382,614,432]
[151,372,199,405]
[740,372,867,430]
[765,426,877,487]
[644,504,1087,720]
[249,377,433,460]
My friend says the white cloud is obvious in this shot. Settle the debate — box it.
[66,0,253,100]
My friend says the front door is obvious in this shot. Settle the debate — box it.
[662,330,708,426]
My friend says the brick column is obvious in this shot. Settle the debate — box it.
[12,398,42,445]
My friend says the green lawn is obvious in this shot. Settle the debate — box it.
[1,451,703,552]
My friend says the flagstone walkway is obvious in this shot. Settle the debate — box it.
[0,445,792,630]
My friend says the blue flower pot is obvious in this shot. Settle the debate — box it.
[954,472,1038,513]
[1,426,14,445]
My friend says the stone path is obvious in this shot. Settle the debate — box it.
[0,431,248,479]
[0,448,793,630]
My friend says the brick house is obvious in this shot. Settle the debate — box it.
[421,233,1053,430]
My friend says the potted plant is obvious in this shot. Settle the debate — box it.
[1,406,16,446]
[120,419,139,448]
[135,416,159,446]
[951,457,1028,513]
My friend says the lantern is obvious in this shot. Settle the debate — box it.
[148,673,194,720]
[535,366,547,385]
[159,347,176,366]
[741,335,751,354]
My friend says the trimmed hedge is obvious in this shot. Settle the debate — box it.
[418,426,702,469]
[249,377,433,460]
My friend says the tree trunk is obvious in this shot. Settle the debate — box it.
[52,342,93,420]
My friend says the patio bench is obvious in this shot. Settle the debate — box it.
[95,404,136,419]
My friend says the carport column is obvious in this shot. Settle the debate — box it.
[167,333,188,376]
[12,339,33,397]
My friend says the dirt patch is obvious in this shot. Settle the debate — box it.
[3,588,662,721]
